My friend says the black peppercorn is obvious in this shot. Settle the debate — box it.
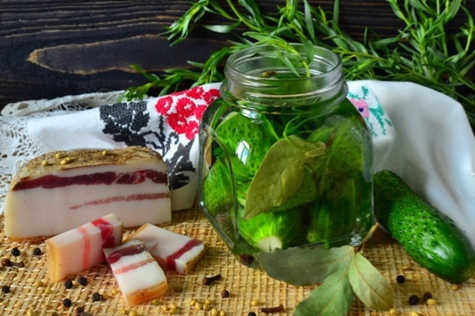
[408,294,420,305]
[10,247,20,257]
[64,279,73,289]
[32,247,42,256]
[63,298,72,307]
[91,292,102,302]
[77,276,88,286]
[1,285,10,294]
[75,306,84,314]
[423,292,433,301]
[247,312,257,316]
[396,275,405,284]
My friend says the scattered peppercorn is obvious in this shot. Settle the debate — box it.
[247,312,257,316]
[10,247,20,257]
[75,306,84,314]
[239,254,254,266]
[2,285,10,294]
[64,279,73,289]
[396,275,405,284]
[423,292,433,301]
[77,276,88,286]
[62,298,72,308]
[221,289,230,298]
[32,247,42,256]
[91,292,102,302]
[408,295,420,305]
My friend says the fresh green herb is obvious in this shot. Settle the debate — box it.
[293,266,355,316]
[255,245,355,286]
[122,0,475,129]
[243,135,325,219]
[348,253,394,311]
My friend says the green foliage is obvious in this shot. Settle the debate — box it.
[348,253,394,311]
[243,135,325,219]
[122,0,475,128]
[256,245,355,286]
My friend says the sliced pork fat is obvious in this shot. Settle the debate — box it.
[128,223,207,274]
[4,146,171,239]
[45,213,123,282]
[104,239,168,306]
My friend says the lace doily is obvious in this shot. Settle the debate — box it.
[0,91,125,211]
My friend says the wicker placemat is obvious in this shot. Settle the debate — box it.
[0,207,474,316]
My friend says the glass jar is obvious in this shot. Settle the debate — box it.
[198,44,373,268]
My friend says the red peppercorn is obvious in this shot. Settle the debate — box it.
[423,292,433,301]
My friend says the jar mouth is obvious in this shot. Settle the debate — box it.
[224,43,345,103]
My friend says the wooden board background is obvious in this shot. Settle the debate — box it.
[1,0,474,109]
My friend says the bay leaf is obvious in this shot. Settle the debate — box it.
[348,253,394,311]
[294,267,355,316]
[243,135,325,219]
[255,245,355,286]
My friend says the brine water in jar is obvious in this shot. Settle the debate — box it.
[198,44,373,268]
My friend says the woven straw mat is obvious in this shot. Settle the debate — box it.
[0,206,474,316]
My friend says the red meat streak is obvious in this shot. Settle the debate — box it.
[107,243,156,274]
[70,192,169,210]
[166,239,203,271]
[13,170,167,191]
[91,218,116,248]
[77,226,91,270]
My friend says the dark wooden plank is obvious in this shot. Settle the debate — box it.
[0,0,473,108]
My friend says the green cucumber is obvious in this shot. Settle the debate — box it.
[374,170,475,284]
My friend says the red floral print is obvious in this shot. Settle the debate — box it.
[154,87,220,140]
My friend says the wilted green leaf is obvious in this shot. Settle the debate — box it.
[348,253,394,311]
[243,135,325,219]
[294,267,355,316]
[256,245,355,286]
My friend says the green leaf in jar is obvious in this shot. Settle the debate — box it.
[293,266,355,316]
[348,253,394,311]
[255,245,355,286]
[243,135,325,219]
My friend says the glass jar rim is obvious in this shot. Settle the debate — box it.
[224,43,342,82]
[223,43,346,104]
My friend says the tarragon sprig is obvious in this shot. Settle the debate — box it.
[121,0,475,128]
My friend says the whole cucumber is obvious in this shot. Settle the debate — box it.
[374,170,475,284]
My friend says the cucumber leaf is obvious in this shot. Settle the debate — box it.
[348,253,394,311]
[243,135,325,219]
[294,266,355,316]
[256,245,355,286]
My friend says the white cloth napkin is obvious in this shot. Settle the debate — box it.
[1,80,475,247]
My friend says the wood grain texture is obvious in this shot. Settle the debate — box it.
[0,0,473,108]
